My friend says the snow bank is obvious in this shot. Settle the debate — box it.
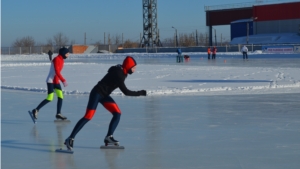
[2,53,300,96]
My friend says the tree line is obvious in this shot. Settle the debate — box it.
[12,32,229,49]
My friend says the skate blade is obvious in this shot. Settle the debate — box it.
[100,145,125,149]
[28,111,36,124]
[55,148,74,154]
[54,119,71,122]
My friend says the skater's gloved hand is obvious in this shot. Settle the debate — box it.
[139,90,147,96]
[63,81,68,87]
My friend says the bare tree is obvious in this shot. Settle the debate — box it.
[179,33,196,47]
[23,36,35,47]
[13,36,35,47]
[111,34,121,45]
[53,32,69,47]
[198,33,205,46]
[46,38,53,46]
[93,41,102,46]
[162,37,175,47]
[123,39,139,48]
[12,36,36,53]
[70,39,76,45]
[13,38,23,47]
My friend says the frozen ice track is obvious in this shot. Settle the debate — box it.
[2,91,300,169]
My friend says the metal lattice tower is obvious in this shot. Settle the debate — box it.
[140,0,162,47]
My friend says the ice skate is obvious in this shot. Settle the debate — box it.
[56,113,67,120]
[101,135,124,149]
[55,137,74,154]
[54,113,70,122]
[64,137,74,150]
[104,135,119,146]
[28,110,37,124]
[32,109,38,119]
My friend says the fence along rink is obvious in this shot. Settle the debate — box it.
[1,44,300,54]
[0,45,115,55]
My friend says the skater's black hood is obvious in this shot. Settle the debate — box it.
[59,47,69,59]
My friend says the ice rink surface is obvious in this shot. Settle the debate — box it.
[2,90,300,169]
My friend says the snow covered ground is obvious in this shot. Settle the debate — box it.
[2,52,300,96]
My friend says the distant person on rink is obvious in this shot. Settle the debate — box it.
[176,48,183,63]
[48,50,53,61]
[184,55,190,62]
[212,46,217,59]
[207,47,211,59]
[241,45,248,59]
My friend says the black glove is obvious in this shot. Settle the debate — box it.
[138,90,147,96]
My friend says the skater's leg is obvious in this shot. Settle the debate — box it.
[100,96,121,136]
[35,83,54,111]
[69,117,90,138]
[54,84,63,115]
[68,88,101,138]
[107,113,121,136]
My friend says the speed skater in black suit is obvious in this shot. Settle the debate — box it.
[64,56,147,150]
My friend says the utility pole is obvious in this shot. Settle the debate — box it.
[174,33,176,47]
[214,29,217,46]
[246,22,249,44]
[221,33,222,46]
[172,26,178,47]
[84,32,86,45]
[122,33,124,48]
[206,33,208,46]
[157,29,162,47]
[104,32,106,45]
[196,30,199,46]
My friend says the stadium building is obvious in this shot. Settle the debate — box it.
[205,1,300,45]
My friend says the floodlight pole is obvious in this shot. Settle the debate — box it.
[172,26,178,47]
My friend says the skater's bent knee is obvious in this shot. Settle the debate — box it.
[46,93,54,101]
[103,103,121,114]
[112,112,121,119]
[84,109,96,120]
[55,89,64,99]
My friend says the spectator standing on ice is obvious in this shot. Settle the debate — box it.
[64,56,147,150]
[207,47,211,59]
[241,45,248,59]
[48,50,53,61]
[212,46,217,59]
[31,47,69,121]
[176,48,183,63]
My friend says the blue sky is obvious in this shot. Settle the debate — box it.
[0,0,293,47]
